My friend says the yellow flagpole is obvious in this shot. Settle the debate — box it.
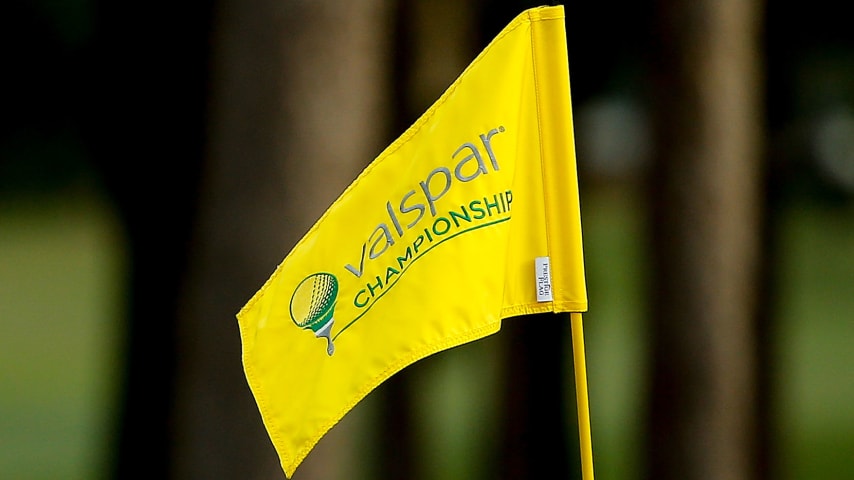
[570,312,595,480]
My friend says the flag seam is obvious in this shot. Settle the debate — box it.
[529,9,556,311]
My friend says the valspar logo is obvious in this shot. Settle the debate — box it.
[290,126,511,355]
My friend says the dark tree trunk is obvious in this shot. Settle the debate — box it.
[377,2,479,479]
[167,1,393,479]
[498,315,578,480]
[645,1,764,479]
[85,2,214,478]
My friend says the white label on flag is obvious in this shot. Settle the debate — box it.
[535,256,553,302]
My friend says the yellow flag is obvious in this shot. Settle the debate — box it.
[237,5,586,477]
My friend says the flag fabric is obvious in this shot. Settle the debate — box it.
[237,5,587,477]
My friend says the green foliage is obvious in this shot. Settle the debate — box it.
[0,195,124,480]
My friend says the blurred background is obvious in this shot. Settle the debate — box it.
[1,0,852,479]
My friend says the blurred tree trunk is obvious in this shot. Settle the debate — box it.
[87,2,213,479]
[474,3,581,480]
[498,315,577,480]
[170,1,392,479]
[378,2,480,479]
[645,1,764,480]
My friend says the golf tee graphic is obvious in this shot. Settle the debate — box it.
[289,273,339,355]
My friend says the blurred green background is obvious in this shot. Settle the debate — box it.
[2,188,852,478]
[2,0,854,479]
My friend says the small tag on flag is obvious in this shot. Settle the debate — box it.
[535,256,553,302]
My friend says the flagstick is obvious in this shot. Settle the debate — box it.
[570,312,595,480]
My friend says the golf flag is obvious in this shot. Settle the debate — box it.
[237,5,587,477]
